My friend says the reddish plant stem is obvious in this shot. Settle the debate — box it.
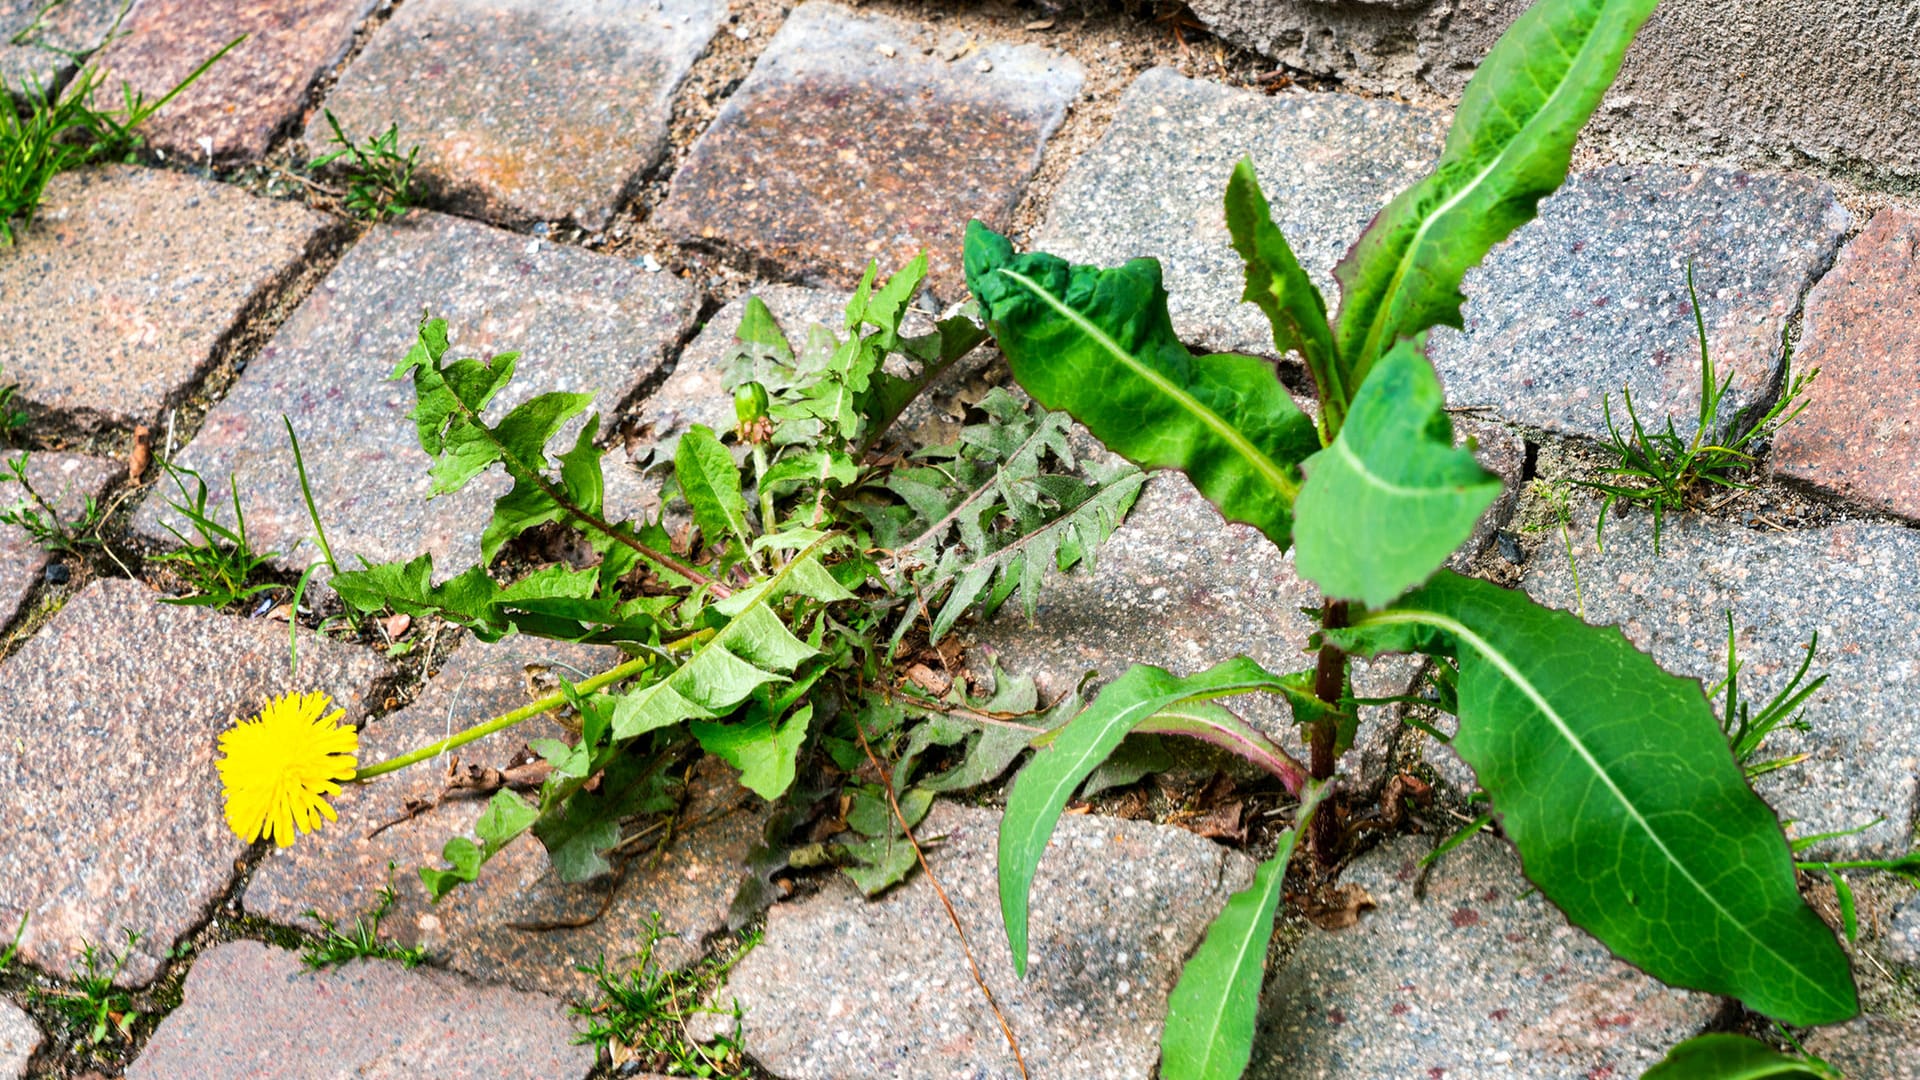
[1310,600,1350,780]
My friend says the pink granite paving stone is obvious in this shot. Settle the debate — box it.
[90,0,378,162]
[1772,208,1920,521]
[0,165,337,427]
[0,450,121,628]
[655,1,1084,296]
[246,637,770,998]
[0,578,389,985]
[0,0,124,90]
[0,999,39,1080]
[133,211,699,581]
[126,941,594,1079]
[307,0,727,229]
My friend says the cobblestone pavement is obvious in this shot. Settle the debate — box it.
[2,1,1916,1077]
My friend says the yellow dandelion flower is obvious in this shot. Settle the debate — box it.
[216,691,358,847]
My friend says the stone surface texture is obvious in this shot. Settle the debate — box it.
[246,637,766,997]
[0,165,335,426]
[717,801,1254,1080]
[1805,1015,1920,1080]
[1254,834,1718,1079]
[656,1,1083,296]
[0,579,389,984]
[92,0,377,161]
[1033,68,1445,355]
[0,0,123,89]
[1430,165,1849,440]
[0,999,38,1080]
[309,0,726,228]
[1891,895,1920,969]
[135,212,699,580]
[126,940,594,1079]
[1522,506,1920,858]
[1772,208,1920,521]
[0,451,121,628]
[1187,0,1920,186]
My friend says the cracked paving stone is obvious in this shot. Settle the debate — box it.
[0,0,124,90]
[1521,504,1920,859]
[1772,207,1920,522]
[712,801,1253,1080]
[91,0,377,162]
[1032,67,1444,355]
[1430,165,1849,441]
[1805,1015,1920,1080]
[656,1,1083,297]
[126,940,593,1079]
[0,579,389,985]
[0,999,39,1080]
[0,451,121,629]
[1252,833,1718,1079]
[308,0,726,229]
[0,165,337,427]
[133,211,699,582]
[245,636,768,999]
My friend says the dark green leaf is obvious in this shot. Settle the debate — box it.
[1643,1034,1840,1080]
[674,424,751,551]
[692,703,812,800]
[1224,157,1343,434]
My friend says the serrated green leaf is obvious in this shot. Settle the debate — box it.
[842,832,921,897]
[1293,338,1500,607]
[419,790,537,901]
[964,222,1319,550]
[1643,1035,1841,1080]
[998,657,1303,976]
[1350,572,1858,1025]
[692,702,812,800]
[1333,0,1660,378]
[736,294,794,363]
[674,424,751,551]
[1225,157,1343,436]
[533,754,679,882]
[1160,783,1325,1080]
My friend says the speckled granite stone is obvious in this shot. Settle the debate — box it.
[1521,504,1920,858]
[134,212,699,580]
[715,801,1253,1080]
[92,0,377,161]
[1805,1015,1920,1080]
[1033,68,1444,355]
[0,578,388,984]
[1773,208,1920,521]
[246,636,767,998]
[0,451,121,627]
[1253,834,1718,1079]
[126,941,593,1079]
[656,1,1083,296]
[1890,894,1920,969]
[1430,165,1850,440]
[0,0,123,90]
[0,1000,38,1080]
[0,165,336,426]
[308,0,726,228]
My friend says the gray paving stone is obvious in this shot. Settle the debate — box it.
[246,636,767,998]
[1253,834,1718,1079]
[0,578,389,984]
[0,165,336,427]
[126,940,594,1079]
[1890,894,1920,969]
[1772,208,1920,522]
[1521,505,1920,858]
[134,211,700,582]
[715,800,1254,1080]
[1033,68,1445,357]
[1430,165,1849,441]
[0,0,123,90]
[0,450,120,628]
[1804,1015,1920,1080]
[656,1,1083,297]
[0,999,38,1080]
[92,0,376,162]
[309,0,726,228]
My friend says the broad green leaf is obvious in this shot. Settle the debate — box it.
[419,790,538,901]
[964,222,1319,549]
[998,657,1303,976]
[735,294,794,363]
[1224,157,1343,436]
[1643,1035,1840,1080]
[842,833,920,897]
[1293,338,1500,607]
[1160,783,1325,1080]
[1135,702,1304,792]
[674,424,751,550]
[1349,572,1858,1025]
[479,415,605,562]
[1332,0,1660,379]
[692,703,813,800]
[533,754,679,882]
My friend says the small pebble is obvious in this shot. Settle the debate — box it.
[44,563,69,586]
[975,58,993,73]
[1496,530,1524,564]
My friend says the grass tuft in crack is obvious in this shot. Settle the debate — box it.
[301,866,429,970]
[571,916,758,1077]
[31,929,144,1047]
[149,461,283,608]
[309,109,421,222]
